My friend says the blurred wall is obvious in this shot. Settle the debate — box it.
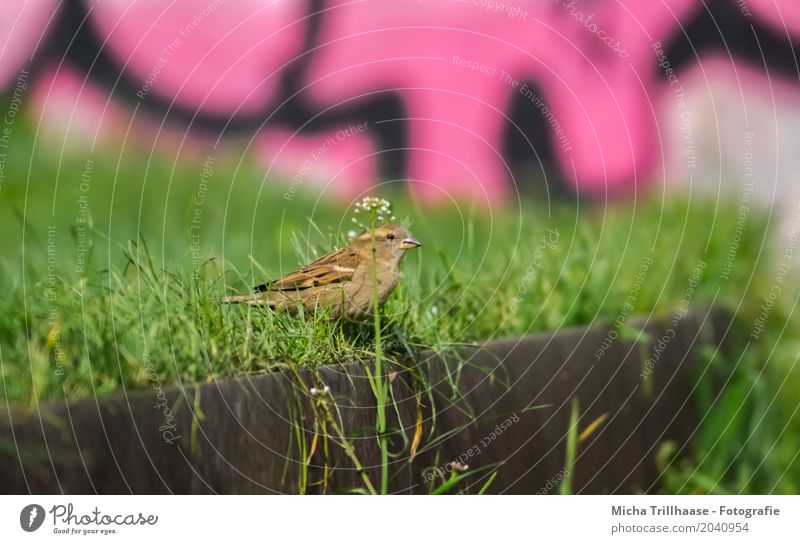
[1,0,799,209]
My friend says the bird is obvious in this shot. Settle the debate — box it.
[223,224,421,320]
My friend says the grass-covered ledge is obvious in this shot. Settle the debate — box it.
[3,196,761,405]
[1,307,732,494]
[1,129,799,492]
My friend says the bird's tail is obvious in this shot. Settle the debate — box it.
[222,294,264,305]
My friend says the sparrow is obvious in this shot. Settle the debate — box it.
[223,224,421,319]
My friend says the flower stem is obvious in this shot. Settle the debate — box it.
[369,211,389,495]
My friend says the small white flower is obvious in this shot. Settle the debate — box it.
[351,196,394,227]
[347,230,357,240]
[309,386,330,396]
[431,306,438,314]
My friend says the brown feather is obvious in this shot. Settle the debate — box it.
[266,248,359,291]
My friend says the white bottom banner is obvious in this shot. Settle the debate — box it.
[1,495,795,542]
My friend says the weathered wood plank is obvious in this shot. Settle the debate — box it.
[0,307,731,494]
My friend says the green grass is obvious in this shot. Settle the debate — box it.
[1,119,799,493]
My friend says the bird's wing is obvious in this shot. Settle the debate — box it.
[254,247,360,292]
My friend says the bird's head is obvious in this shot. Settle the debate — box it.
[352,223,421,262]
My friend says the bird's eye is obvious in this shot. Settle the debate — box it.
[386,234,395,240]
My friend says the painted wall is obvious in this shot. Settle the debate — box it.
[1,0,799,205]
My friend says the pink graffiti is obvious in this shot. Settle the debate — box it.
[31,64,228,164]
[89,0,308,114]
[3,0,800,201]
[748,0,800,37]
[0,0,59,87]
[306,0,700,199]
[31,65,124,144]
[256,125,377,199]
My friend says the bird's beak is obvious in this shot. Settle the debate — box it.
[400,236,422,250]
